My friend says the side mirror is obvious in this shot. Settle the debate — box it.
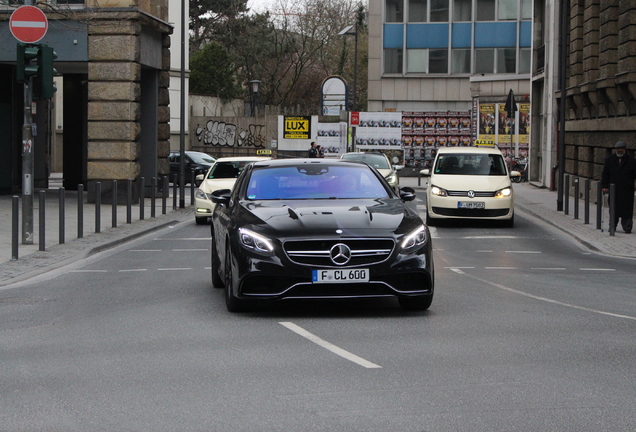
[195,174,204,182]
[399,186,416,201]
[420,169,430,177]
[211,188,232,206]
[510,170,521,178]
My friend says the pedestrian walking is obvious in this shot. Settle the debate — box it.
[308,142,318,158]
[601,141,636,233]
[316,145,325,158]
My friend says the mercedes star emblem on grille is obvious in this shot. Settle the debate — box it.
[467,190,475,198]
[330,243,352,265]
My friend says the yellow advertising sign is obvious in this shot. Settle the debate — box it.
[283,116,311,139]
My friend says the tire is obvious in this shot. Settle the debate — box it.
[195,216,208,225]
[425,210,436,227]
[224,243,247,312]
[512,175,521,183]
[398,294,433,311]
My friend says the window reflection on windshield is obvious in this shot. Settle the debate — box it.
[434,154,507,176]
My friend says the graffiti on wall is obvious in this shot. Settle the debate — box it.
[195,120,266,148]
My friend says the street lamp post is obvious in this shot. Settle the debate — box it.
[249,80,261,117]
[338,24,358,112]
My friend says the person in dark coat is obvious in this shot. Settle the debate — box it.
[601,141,636,233]
[308,142,318,158]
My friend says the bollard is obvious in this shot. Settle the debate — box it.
[127,179,132,224]
[573,177,579,220]
[78,184,84,238]
[39,190,45,251]
[584,179,590,224]
[59,187,65,244]
[191,171,196,205]
[564,175,570,216]
[151,177,156,218]
[95,182,101,233]
[112,180,118,228]
[609,183,616,236]
[139,177,145,220]
[162,176,168,215]
[596,182,603,230]
[12,196,19,260]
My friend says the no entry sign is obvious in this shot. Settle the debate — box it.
[10,6,48,43]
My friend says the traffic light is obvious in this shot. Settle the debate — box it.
[36,44,57,99]
[16,43,39,83]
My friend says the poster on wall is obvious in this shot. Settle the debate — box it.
[497,104,513,145]
[278,115,319,151]
[478,104,496,142]
[354,112,402,148]
[317,122,347,157]
[518,103,530,150]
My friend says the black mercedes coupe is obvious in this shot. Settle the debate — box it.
[210,158,434,312]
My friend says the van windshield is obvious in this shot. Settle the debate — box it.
[433,154,507,176]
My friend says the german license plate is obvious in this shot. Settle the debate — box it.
[458,201,485,209]
[312,269,369,283]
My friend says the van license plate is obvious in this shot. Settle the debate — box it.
[458,201,485,209]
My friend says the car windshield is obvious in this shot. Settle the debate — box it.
[341,153,391,170]
[188,152,215,164]
[246,165,390,200]
[207,161,251,179]
[433,153,507,176]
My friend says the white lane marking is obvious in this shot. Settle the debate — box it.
[70,270,107,273]
[154,238,209,241]
[118,269,147,272]
[505,251,541,254]
[445,267,475,269]
[485,267,517,270]
[580,268,616,272]
[279,322,382,369]
[130,249,162,252]
[157,268,192,271]
[463,236,517,239]
[172,249,208,252]
[454,270,636,321]
[531,268,566,271]
[450,268,466,274]
[476,250,493,253]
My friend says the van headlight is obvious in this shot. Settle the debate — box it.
[430,185,448,197]
[401,225,428,253]
[495,187,512,198]
[385,172,398,185]
[239,228,275,256]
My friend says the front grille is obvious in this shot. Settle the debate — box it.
[447,190,496,197]
[432,207,510,217]
[284,238,394,267]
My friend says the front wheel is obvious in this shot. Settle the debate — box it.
[224,243,248,312]
[399,295,433,311]
[425,210,436,227]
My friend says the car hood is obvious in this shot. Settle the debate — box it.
[238,198,420,237]
[376,168,393,178]
[201,178,237,193]
[431,175,512,191]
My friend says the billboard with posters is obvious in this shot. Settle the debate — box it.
[317,122,348,157]
[478,104,496,142]
[354,112,402,148]
[278,115,319,151]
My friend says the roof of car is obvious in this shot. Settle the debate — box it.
[435,146,504,155]
[250,158,368,168]
[213,156,271,163]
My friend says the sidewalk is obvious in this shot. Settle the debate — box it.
[399,176,636,259]
[1,174,635,286]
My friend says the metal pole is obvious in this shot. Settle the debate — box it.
[162,176,168,215]
[78,184,84,238]
[127,179,132,224]
[564,174,569,216]
[59,187,65,244]
[190,171,195,205]
[557,0,569,212]
[179,0,186,209]
[22,76,34,245]
[151,177,156,218]
[609,183,616,236]
[112,180,118,228]
[353,23,358,112]
[12,196,19,260]
[573,177,579,220]
[596,182,602,230]
[39,190,45,251]
[584,179,590,224]
[95,182,101,233]
[173,174,178,210]
[139,177,145,220]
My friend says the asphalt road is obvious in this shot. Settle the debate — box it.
[1,196,635,431]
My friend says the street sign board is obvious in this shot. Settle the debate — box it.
[10,6,48,43]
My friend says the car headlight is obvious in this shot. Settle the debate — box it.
[495,187,512,198]
[401,225,428,253]
[195,188,207,200]
[239,228,275,256]
[430,185,448,197]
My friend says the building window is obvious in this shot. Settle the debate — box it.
[519,47,531,73]
[497,48,516,73]
[475,48,494,73]
[385,48,404,73]
[452,49,471,73]
[498,0,517,20]
[521,0,532,19]
[430,0,449,22]
[476,0,495,21]
[407,49,428,72]
[453,0,472,21]
[429,48,449,72]
[386,0,404,22]
[409,0,428,22]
